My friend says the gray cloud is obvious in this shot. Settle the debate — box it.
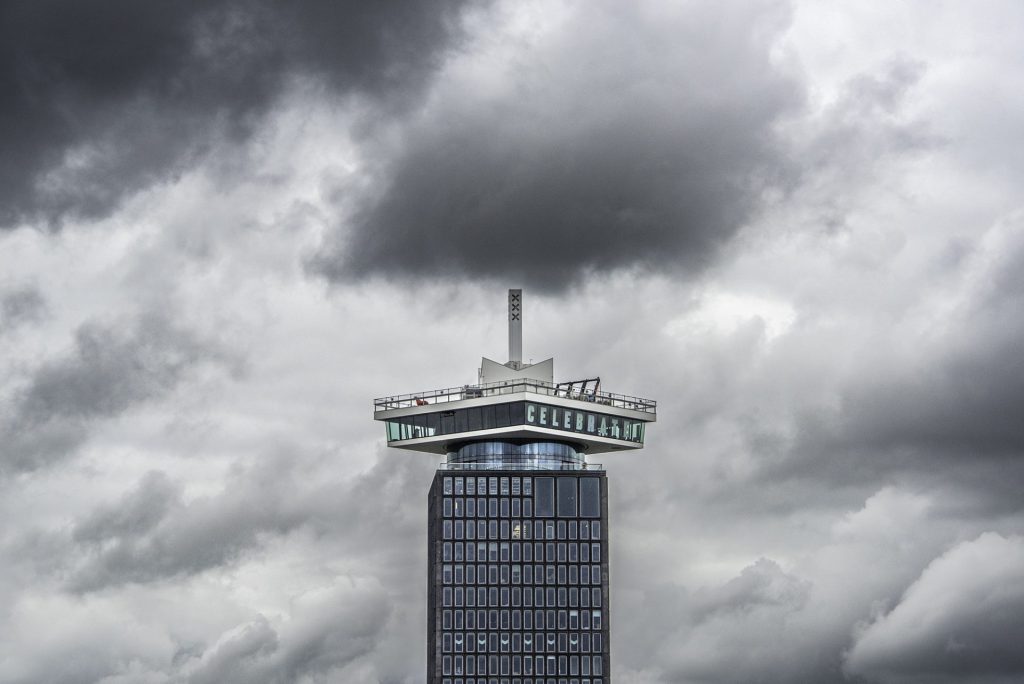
[68,458,305,592]
[845,533,1024,684]
[0,284,47,331]
[0,313,232,474]
[765,218,1024,509]
[181,581,390,684]
[0,0,479,229]
[313,0,803,292]
[59,446,432,593]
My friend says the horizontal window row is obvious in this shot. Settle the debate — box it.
[441,564,603,587]
[445,475,532,496]
[438,606,603,631]
[440,631,603,654]
[442,520,602,541]
[438,589,602,622]
[444,497,533,518]
[440,654,604,678]
[439,586,603,612]
[443,542,602,563]
[441,679,602,684]
[441,477,603,519]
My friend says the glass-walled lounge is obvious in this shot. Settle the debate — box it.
[448,441,585,470]
[384,401,646,446]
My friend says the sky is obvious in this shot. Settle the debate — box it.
[1,1,1023,682]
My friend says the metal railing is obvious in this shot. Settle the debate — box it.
[437,461,604,471]
[374,378,656,415]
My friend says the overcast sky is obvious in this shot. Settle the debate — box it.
[1,1,1023,682]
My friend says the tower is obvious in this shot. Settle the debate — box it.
[373,290,656,683]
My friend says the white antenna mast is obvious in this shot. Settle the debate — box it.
[508,289,522,369]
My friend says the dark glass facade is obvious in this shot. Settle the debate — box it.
[386,401,646,446]
[427,469,611,683]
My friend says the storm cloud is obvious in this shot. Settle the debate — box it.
[315,0,803,291]
[0,0,478,228]
[0,313,232,474]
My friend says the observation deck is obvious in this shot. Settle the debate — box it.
[374,378,656,456]
[373,289,656,464]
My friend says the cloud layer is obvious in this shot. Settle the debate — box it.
[1,1,1023,683]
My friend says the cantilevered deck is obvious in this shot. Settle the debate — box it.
[374,379,657,415]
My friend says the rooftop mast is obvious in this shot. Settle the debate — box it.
[508,288,522,369]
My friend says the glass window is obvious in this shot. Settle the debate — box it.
[512,498,521,517]
[569,565,578,584]
[454,477,464,495]
[467,407,482,431]
[443,521,452,539]
[580,521,590,540]
[489,477,498,495]
[592,587,601,607]
[466,498,476,517]
[569,521,577,539]
[454,521,464,539]
[454,498,463,517]
[556,478,577,517]
[426,412,440,436]
[454,542,463,561]
[546,522,556,540]
[524,498,533,517]
[495,403,510,427]
[592,521,601,539]
[509,402,525,424]
[444,478,453,495]
[579,478,600,517]
[482,404,496,429]
[569,543,578,562]
[500,477,510,495]
[489,498,498,517]
[500,498,510,517]
[455,410,468,432]
[581,544,589,563]
[523,477,532,496]
[512,477,521,495]
[592,543,601,562]
[467,478,476,496]
[557,521,567,540]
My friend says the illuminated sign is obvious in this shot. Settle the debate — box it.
[524,402,643,443]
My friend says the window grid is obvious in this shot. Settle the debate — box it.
[433,474,608,681]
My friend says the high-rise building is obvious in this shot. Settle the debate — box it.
[373,290,656,683]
